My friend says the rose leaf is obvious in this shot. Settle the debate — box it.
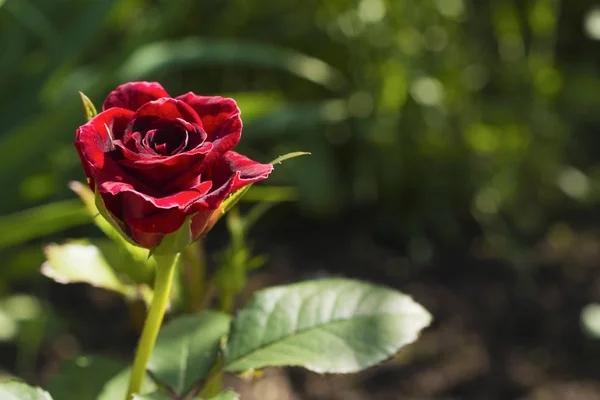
[0,380,53,400]
[223,278,432,374]
[147,311,231,397]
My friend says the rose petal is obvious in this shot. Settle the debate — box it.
[133,98,203,126]
[115,142,213,188]
[162,113,242,191]
[126,209,186,248]
[205,151,274,193]
[97,179,212,248]
[189,152,273,239]
[98,179,212,211]
[176,93,240,141]
[190,208,215,241]
[74,108,135,174]
[103,82,170,112]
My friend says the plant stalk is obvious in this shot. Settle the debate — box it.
[185,242,206,313]
[126,252,179,399]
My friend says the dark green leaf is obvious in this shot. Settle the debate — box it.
[45,355,123,400]
[0,200,89,248]
[147,311,231,396]
[118,39,345,91]
[0,380,52,400]
[223,279,432,373]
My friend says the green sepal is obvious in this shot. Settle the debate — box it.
[151,216,193,256]
[79,91,98,121]
[93,187,142,249]
[71,181,151,264]
[204,151,310,232]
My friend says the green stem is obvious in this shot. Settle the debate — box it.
[185,242,206,313]
[126,253,179,400]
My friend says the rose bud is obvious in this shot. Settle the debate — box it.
[74,82,272,252]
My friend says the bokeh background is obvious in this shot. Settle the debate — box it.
[3,0,600,398]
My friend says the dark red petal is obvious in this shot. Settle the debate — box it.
[126,208,187,247]
[103,82,170,112]
[133,98,203,126]
[190,208,214,241]
[98,180,212,211]
[116,142,213,188]
[188,152,272,240]
[97,180,212,247]
[207,151,274,193]
[74,108,134,171]
[128,231,163,249]
[176,93,240,141]
[163,114,242,191]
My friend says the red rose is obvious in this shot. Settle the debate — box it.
[74,82,273,249]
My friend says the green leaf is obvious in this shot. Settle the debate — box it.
[118,39,345,91]
[147,311,231,396]
[0,380,53,400]
[78,91,97,121]
[97,367,156,400]
[0,200,89,248]
[42,240,133,297]
[207,391,240,400]
[223,279,432,374]
[45,355,123,400]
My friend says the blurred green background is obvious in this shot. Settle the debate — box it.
[3,0,600,398]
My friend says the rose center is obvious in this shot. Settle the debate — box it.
[145,125,188,156]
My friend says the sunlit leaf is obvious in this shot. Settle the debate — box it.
[0,380,52,400]
[42,240,133,297]
[97,367,156,400]
[223,279,432,373]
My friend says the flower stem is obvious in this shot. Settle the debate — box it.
[126,252,179,400]
[185,242,206,313]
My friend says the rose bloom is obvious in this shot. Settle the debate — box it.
[75,82,272,249]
